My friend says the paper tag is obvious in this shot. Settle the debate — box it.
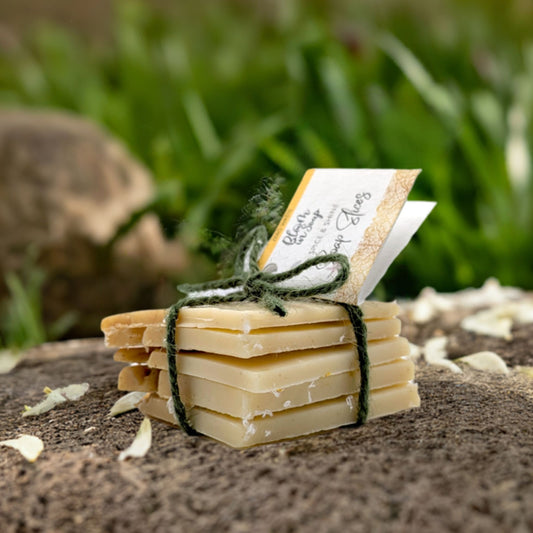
[357,200,436,302]
[258,168,430,303]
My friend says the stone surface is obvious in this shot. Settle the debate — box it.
[0,305,532,532]
[0,110,187,336]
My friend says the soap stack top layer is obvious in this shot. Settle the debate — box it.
[102,300,402,358]
[101,300,401,332]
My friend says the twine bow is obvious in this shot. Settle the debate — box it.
[177,226,350,315]
[165,226,368,436]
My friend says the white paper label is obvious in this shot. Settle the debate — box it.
[259,168,432,303]
[357,200,436,302]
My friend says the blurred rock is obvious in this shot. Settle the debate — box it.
[0,109,187,337]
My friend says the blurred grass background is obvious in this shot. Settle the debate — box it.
[0,0,532,347]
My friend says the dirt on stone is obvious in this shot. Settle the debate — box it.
[0,312,532,532]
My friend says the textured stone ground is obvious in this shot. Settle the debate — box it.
[1,312,532,532]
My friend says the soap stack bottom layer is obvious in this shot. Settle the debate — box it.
[101,301,420,448]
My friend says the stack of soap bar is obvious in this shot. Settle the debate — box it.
[101,300,419,448]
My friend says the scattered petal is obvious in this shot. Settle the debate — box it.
[410,287,454,323]
[457,351,509,375]
[0,349,20,374]
[458,300,533,340]
[108,391,146,417]
[60,383,90,401]
[465,278,524,307]
[119,417,152,461]
[22,390,67,416]
[0,435,44,462]
[512,302,533,324]
[410,298,435,323]
[423,336,462,373]
[423,336,448,362]
[433,358,463,373]
[22,383,90,417]
[405,279,526,323]
[462,308,514,340]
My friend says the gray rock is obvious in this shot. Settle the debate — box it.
[0,109,187,337]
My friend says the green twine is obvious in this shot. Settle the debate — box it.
[336,302,369,426]
[165,225,369,436]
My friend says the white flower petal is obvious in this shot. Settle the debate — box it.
[423,336,448,362]
[0,435,44,462]
[410,298,436,323]
[108,391,146,417]
[513,302,533,324]
[404,279,525,321]
[60,383,90,401]
[118,417,152,461]
[22,383,89,417]
[423,336,462,373]
[460,301,533,340]
[431,359,463,374]
[458,352,509,375]
[461,309,513,340]
[410,287,454,323]
[0,349,19,374]
[455,278,523,307]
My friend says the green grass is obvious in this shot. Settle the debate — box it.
[0,0,531,316]
[0,251,77,350]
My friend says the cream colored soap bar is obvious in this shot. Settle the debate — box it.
[107,318,401,357]
[139,383,420,448]
[114,337,409,386]
[101,300,400,333]
[156,358,415,418]
[146,336,409,392]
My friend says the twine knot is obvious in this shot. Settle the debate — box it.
[242,273,269,301]
[176,225,350,317]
